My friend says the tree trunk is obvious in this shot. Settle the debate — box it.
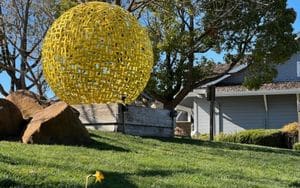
[115,0,121,6]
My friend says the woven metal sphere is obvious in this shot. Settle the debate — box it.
[42,2,153,104]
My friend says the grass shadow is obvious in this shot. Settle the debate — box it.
[136,168,293,187]
[289,181,300,187]
[85,139,130,152]
[154,137,300,156]
[0,136,21,142]
[0,178,83,188]
[0,154,19,165]
[0,159,136,188]
[84,134,130,152]
[136,168,198,177]
[87,171,137,188]
[0,168,83,187]
[0,153,72,171]
[0,179,19,187]
[89,132,109,139]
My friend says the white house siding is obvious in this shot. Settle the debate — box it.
[194,96,266,134]
[274,53,300,82]
[221,53,300,85]
[193,97,223,134]
[188,52,300,135]
[267,95,297,128]
[217,96,266,134]
[194,95,298,135]
[194,98,210,134]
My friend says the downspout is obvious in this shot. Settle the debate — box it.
[263,95,268,129]
[297,94,300,142]
[193,100,199,135]
[215,101,222,134]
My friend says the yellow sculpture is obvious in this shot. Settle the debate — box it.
[42,2,153,104]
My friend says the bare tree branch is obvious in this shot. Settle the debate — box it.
[0,83,8,96]
[0,1,54,96]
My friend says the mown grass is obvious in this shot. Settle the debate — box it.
[0,131,300,187]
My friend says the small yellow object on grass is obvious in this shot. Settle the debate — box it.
[85,171,104,187]
[94,171,105,183]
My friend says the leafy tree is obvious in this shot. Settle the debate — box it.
[57,0,152,16]
[144,0,299,110]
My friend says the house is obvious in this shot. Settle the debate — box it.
[178,51,300,136]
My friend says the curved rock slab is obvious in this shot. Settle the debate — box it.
[0,99,24,138]
[6,90,46,120]
[22,101,90,145]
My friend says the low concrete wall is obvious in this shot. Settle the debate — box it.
[72,104,174,137]
[72,104,119,132]
[124,106,174,137]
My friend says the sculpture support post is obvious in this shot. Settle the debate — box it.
[120,95,127,134]
[170,110,178,137]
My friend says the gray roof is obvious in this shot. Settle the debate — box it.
[215,81,300,96]
[217,81,300,92]
[201,63,248,87]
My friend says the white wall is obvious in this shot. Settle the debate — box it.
[124,106,174,137]
[194,94,297,134]
[72,104,119,132]
[267,95,297,128]
[73,104,174,137]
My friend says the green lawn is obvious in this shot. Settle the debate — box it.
[0,131,300,188]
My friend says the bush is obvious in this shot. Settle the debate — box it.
[293,143,300,151]
[216,133,237,142]
[216,129,285,148]
[281,122,299,149]
[192,134,209,140]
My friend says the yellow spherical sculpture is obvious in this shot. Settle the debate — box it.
[42,2,153,104]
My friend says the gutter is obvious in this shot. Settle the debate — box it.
[216,88,300,97]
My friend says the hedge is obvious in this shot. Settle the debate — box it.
[216,129,286,148]
[294,143,300,151]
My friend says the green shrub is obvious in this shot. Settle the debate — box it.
[216,133,237,142]
[293,143,300,151]
[193,134,209,141]
[216,129,285,148]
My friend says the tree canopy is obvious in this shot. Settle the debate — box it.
[144,0,299,109]
[1,0,298,110]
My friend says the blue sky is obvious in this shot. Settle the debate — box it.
[288,0,300,32]
[1,0,300,98]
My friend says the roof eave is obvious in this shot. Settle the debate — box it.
[216,88,300,97]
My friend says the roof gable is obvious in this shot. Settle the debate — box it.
[219,52,300,86]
